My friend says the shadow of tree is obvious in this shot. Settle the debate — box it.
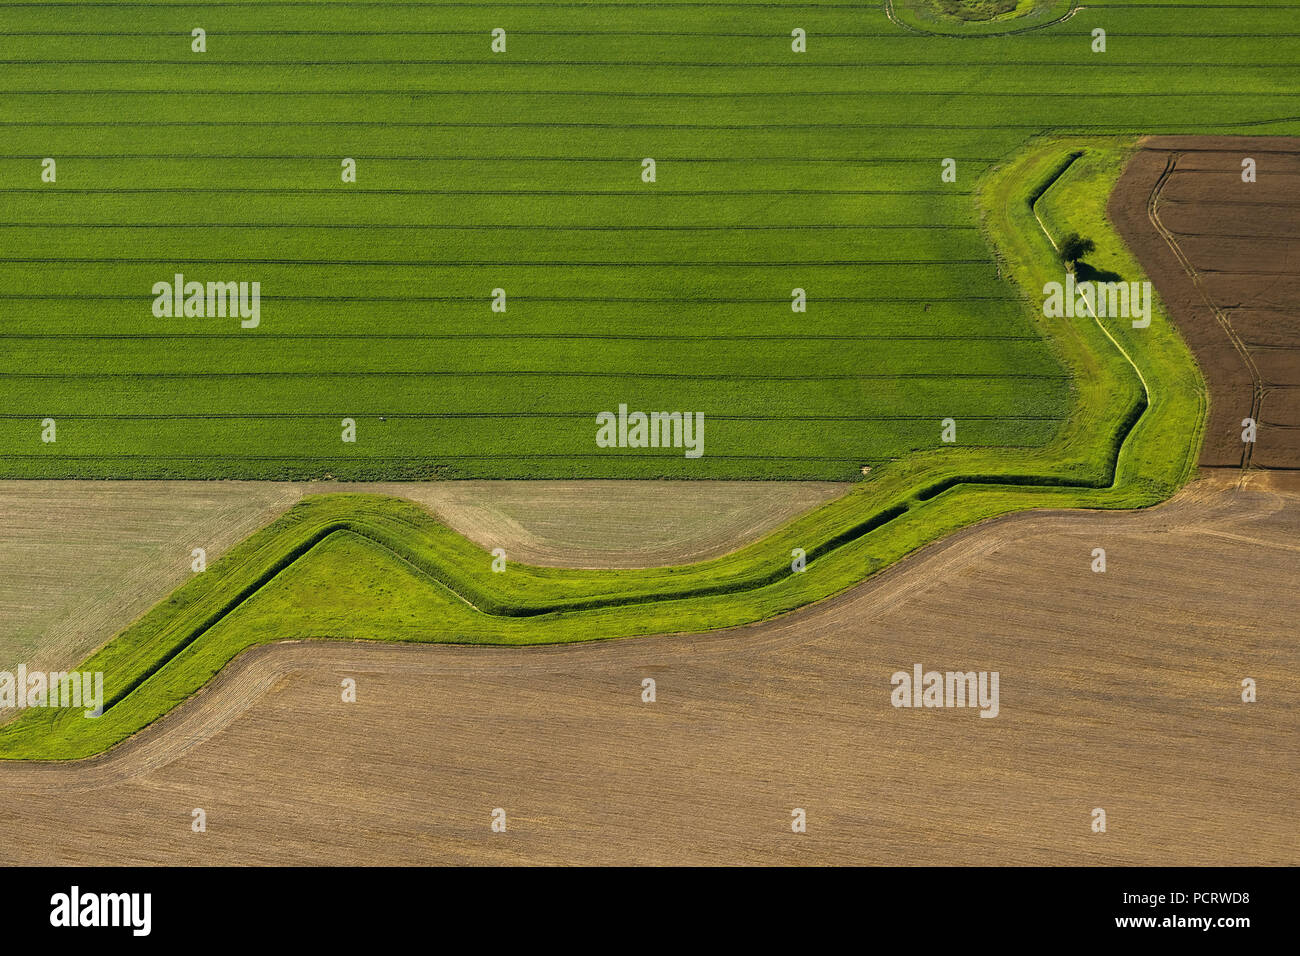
[1075,261,1124,284]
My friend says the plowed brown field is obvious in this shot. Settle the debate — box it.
[1111,136,1300,470]
[2,473,1294,866]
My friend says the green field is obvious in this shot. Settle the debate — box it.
[1,0,1297,758]
[3,0,1297,479]
[0,132,1210,758]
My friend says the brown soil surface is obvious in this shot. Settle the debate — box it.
[1110,136,1300,470]
[2,472,1294,866]
[358,479,847,569]
[0,482,300,676]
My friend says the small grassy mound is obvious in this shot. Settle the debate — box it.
[891,0,1075,34]
[933,1,1030,22]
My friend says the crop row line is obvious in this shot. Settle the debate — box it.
[5,30,1298,39]
[0,154,999,162]
[1170,232,1300,243]
[0,222,983,231]
[0,371,1068,380]
[0,1,1285,8]
[6,118,1297,129]
[0,187,972,196]
[0,412,1064,421]
[10,89,1299,97]
[0,333,1035,342]
[0,332,1037,340]
[1161,197,1300,207]
[0,454,947,464]
[0,294,1019,302]
[0,256,991,266]
[0,2,893,8]
[7,59,1300,66]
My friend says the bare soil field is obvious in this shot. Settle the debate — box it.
[2,472,1293,866]
[362,479,847,569]
[0,480,845,676]
[1111,136,1300,469]
[0,482,300,676]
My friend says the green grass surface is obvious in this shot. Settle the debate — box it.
[0,132,1208,759]
[3,0,1296,478]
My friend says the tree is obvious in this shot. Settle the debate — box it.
[1058,232,1096,270]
